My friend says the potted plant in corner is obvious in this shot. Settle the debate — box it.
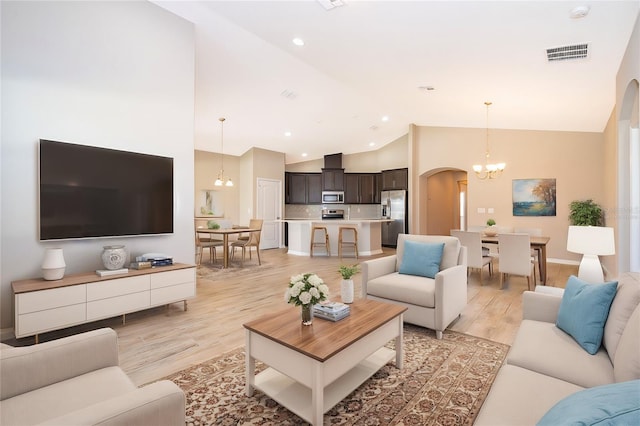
[485,218,498,237]
[338,264,359,304]
[569,199,604,226]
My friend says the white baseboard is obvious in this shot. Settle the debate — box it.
[548,258,580,266]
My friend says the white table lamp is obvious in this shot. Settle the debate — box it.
[566,226,615,283]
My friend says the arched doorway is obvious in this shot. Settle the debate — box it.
[419,168,467,235]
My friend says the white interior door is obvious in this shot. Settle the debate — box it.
[257,178,282,249]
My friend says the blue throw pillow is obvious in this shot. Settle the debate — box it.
[398,240,444,279]
[537,380,640,426]
[556,275,618,355]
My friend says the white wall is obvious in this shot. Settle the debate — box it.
[0,1,195,330]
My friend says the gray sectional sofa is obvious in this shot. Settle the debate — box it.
[0,328,185,425]
[475,272,640,425]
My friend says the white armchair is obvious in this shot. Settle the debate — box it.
[362,234,468,339]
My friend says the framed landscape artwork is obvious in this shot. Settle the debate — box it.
[512,179,556,216]
[196,189,224,217]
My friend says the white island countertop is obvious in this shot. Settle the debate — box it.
[281,218,393,256]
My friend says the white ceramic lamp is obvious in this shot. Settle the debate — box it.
[42,248,66,280]
[566,226,615,283]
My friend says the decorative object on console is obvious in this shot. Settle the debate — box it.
[566,226,615,283]
[285,273,329,326]
[214,117,233,187]
[41,247,65,280]
[472,101,505,180]
[339,264,359,304]
[101,245,127,270]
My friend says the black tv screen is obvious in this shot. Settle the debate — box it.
[39,140,174,240]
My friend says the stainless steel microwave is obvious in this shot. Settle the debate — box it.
[321,191,344,204]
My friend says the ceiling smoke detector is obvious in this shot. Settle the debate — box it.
[546,44,589,62]
[317,0,345,11]
[570,5,590,19]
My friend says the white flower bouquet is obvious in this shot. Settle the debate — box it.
[285,273,330,306]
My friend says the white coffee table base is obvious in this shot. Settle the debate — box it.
[245,315,403,425]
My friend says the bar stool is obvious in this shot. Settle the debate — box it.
[310,226,330,257]
[338,226,358,259]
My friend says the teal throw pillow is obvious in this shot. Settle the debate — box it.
[556,275,618,355]
[537,380,640,426]
[399,240,444,279]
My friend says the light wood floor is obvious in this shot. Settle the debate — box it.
[14,247,578,386]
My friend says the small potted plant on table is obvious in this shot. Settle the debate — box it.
[485,218,498,237]
[339,264,359,304]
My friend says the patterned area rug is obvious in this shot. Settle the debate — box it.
[164,325,509,425]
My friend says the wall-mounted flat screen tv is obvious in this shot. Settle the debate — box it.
[39,139,174,240]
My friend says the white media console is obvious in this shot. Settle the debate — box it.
[12,263,195,342]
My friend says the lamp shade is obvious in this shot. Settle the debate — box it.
[567,226,615,255]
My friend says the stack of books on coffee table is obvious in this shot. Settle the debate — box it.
[313,301,350,321]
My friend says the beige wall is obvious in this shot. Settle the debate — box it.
[285,134,408,173]
[194,150,240,223]
[195,148,285,227]
[413,126,606,262]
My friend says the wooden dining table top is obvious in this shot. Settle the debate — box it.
[481,235,550,245]
[197,227,260,235]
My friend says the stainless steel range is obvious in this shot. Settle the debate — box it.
[321,208,344,220]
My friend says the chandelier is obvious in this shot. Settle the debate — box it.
[214,117,233,187]
[473,102,505,180]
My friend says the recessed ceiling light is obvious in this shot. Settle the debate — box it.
[302,153,308,157]
[369,142,376,147]
[418,85,435,91]
[381,116,389,122]
[284,131,292,137]
[292,38,305,46]
[569,5,590,19]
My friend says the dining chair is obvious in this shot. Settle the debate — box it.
[514,227,543,277]
[451,230,494,284]
[195,229,224,265]
[235,218,263,242]
[230,225,262,267]
[497,233,537,290]
[467,225,492,255]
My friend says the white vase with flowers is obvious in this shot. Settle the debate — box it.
[285,273,330,325]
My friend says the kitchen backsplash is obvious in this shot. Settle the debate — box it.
[285,204,382,219]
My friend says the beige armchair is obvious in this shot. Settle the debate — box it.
[362,234,468,339]
[1,328,185,425]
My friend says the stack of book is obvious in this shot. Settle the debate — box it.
[313,301,350,322]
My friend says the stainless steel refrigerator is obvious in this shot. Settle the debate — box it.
[381,190,407,247]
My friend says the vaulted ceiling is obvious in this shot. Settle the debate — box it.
[155,1,639,164]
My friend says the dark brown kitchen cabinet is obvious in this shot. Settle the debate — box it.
[321,168,344,191]
[344,173,380,204]
[285,172,322,204]
[381,168,408,190]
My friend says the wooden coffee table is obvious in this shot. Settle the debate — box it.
[243,299,406,425]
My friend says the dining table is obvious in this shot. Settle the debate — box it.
[197,228,260,268]
[481,235,551,285]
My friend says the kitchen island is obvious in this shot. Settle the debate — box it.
[283,219,392,257]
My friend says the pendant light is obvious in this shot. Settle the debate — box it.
[473,102,506,180]
[214,117,233,187]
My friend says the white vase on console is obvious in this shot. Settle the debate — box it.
[42,248,65,280]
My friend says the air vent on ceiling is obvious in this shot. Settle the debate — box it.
[546,43,589,62]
